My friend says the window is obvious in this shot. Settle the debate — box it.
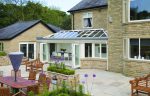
[130,0,150,21]
[95,44,100,57]
[101,44,107,58]
[94,43,107,58]
[0,42,4,51]
[83,12,92,28]
[130,39,139,59]
[129,38,150,60]
[20,42,36,59]
[85,43,92,57]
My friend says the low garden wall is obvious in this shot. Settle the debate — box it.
[0,56,10,66]
[80,58,107,70]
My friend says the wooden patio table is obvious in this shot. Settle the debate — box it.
[0,76,36,94]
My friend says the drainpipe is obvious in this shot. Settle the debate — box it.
[72,12,75,30]
[106,42,109,71]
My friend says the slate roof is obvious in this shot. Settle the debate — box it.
[47,24,62,32]
[0,20,61,40]
[68,0,108,12]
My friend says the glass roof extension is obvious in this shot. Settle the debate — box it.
[40,29,108,40]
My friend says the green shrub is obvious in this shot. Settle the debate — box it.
[0,51,7,56]
[56,93,69,96]
[27,91,34,96]
[47,63,75,75]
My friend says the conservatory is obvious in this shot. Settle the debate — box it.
[37,29,108,69]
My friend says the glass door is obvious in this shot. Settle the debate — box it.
[20,43,36,59]
[73,44,80,68]
[40,43,48,62]
[28,44,35,59]
[20,44,27,57]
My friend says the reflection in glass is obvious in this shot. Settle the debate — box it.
[130,0,150,20]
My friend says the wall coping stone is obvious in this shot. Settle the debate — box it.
[81,58,107,61]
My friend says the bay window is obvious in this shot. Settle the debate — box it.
[129,38,150,60]
[130,0,150,21]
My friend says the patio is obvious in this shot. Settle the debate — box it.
[0,64,132,96]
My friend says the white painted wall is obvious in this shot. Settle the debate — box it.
[56,43,72,53]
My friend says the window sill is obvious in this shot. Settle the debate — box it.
[83,27,93,29]
[123,19,150,25]
[81,58,107,61]
[124,58,150,63]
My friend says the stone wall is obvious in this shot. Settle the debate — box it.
[0,56,10,66]
[72,8,108,30]
[80,58,107,70]
[108,0,150,76]
[123,59,150,77]
[107,0,124,73]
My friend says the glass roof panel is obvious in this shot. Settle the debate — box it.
[94,31,103,37]
[101,33,107,38]
[88,30,99,37]
[77,32,86,37]
[42,29,108,40]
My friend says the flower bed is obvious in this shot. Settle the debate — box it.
[47,63,75,75]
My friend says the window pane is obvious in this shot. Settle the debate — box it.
[95,44,100,57]
[140,39,150,60]
[130,0,150,21]
[85,43,92,57]
[101,44,107,58]
[28,44,34,59]
[84,18,92,27]
[130,39,139,59]
[20,44,27,57]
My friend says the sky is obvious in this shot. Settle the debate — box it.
[38,0,82,12]
[130,0,150,12]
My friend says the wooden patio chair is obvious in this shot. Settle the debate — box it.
[0,87,11,96]
[28,70,36,80]
[0,87,26,96]
[25,61,33,71]
[11,70,21,77]
[27,84,39,95]
[37,73,51,91]
[22,57,29,65]
[33,59,44,71]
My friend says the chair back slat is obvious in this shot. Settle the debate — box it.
[0,87,10,96]
[28,70,36,80]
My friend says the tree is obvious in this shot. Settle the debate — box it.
[0,1,71,29]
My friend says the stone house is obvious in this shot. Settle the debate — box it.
[37,0,150,77]
[67,0,150,76]
[0,20,61,65]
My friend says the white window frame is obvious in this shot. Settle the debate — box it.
[82,12,93,28]
[84,43,107,59]
[128,0,150,22]
[127,38,150,61]
[19,42,36,60]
